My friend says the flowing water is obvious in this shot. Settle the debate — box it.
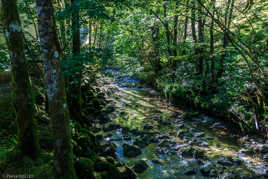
[96,69,268,179]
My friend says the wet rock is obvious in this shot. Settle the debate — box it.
[158,139,175,148]
[183,137,190,143]
[260,144,268,153]
[132,160,149,173]
[206,137,215,141]
[240,135,249,142]
[152,158,164,165]
[123,144,142,158]
[183,168,196,175]
[217,159,233,166]
[134,137,148,148]
[180,147,205,158]
[194,132,205,138]
[209,169,218,177]
[201,162,214,176]
[211,122,226,130]
[152,116,160,121]
[157,135,170,140]
[189,128,197,133]
[144,124,154,130]
[198,141,209,147]
[202,116,214,124]
[263,154,268,161]
[192,117,202,122]
[177,130,192,138]
[118,166,137,179]
[177,123,184,129]
[238,149,254,156]
[149,89,159,96]
[173,143,188,150]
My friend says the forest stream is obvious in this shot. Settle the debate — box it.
[92,69,268,179]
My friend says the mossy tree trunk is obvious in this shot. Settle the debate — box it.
[36,0,77,178]
[1,0,39,158]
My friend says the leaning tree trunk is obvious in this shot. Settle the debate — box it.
[1,0,39,158]
[36,0,77,178]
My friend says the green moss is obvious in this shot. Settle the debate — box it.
[75,157,95,179]
[0,150,54,179]
[94,158,120,179]
[0,72,11,84]
[73,129,99,159]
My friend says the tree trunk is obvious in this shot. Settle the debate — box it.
[173,15,179,56]
[36,0,77,178]
[151,23,161,72]
[57,0,67,48]
[183,0,190,42]
[68,0,82,122]
[173,5,178,56]
[210,0,215,82]
[197,0,205,75]
[93,20,98,47]
[98,22,103,48]
[163,3,172,57]
[88,19,92,48]
[2,0,39,158]
[217,0,235,80]
[191,0,197,43]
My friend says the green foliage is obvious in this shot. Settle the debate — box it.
[0,49,9,72]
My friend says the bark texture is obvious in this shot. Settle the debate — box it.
[1,0,39,158]
[36,0,77,178]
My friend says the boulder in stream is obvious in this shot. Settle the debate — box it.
[123,144,142,158]
[132,160,149,173]
[118,166,137,179]
[183,168,196,175]
[200,162,214,176]
[260,144,268,153]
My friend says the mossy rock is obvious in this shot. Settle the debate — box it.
[0,71,11,84]
[75,157,96,179]
[180,147,205,158]
[118,166,137,179]
[98,142,117,159]
[73,129,99,158]
[94,157,121,179]
[0,150,53,179]
[0,74,14,133]
[122,144,142,158]
[183,111,200,119]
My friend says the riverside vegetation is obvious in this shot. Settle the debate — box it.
[0,0,268,179]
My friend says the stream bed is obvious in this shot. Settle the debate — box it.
[94,69,268,179]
